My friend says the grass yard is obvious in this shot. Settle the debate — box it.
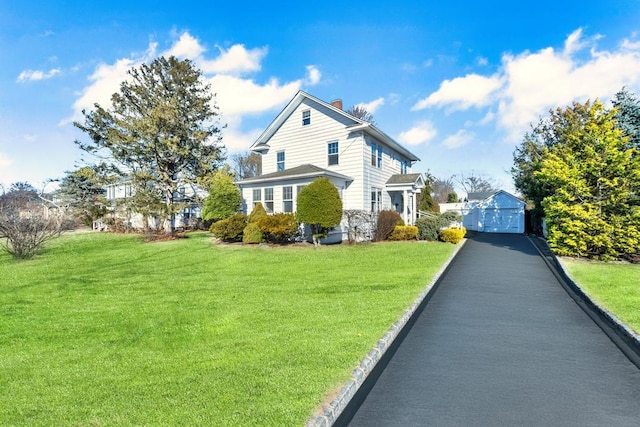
[561,258,640,334]
[0,232,457,426]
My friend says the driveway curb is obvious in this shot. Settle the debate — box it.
[527,235,640,369]
[306,240,467,427]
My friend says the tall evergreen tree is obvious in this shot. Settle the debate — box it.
[612,87,640,149]
[201,167,242,222]
[521,100,640,259]
[74,56,225,234]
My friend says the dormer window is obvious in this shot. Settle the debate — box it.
[302,110,311,126]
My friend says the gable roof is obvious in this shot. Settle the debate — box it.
[467,191,495,201]
[477,190,526,208]
[251,90,420,162]
[386,173,424,186]
[235,164,353,185]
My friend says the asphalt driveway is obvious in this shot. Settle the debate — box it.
[344,233,640,426]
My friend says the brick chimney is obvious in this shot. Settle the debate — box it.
[330,99,343,110]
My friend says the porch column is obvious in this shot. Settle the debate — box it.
[411,191,417,225]
[403,189,408,224]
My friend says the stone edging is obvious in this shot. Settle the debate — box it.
[306,240,467,427]
[527,235,640,369]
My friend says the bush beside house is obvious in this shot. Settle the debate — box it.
[296,177,343,245]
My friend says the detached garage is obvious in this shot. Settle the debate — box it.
[477,190,526,233]
[440,190,526,234]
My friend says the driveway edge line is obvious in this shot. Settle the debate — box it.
[527,235,640,369]
[306,240,468,427]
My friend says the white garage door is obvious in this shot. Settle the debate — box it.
[482,208,523,233]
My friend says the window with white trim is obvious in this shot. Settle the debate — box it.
[327,141,339,165]
[371,144,382,168]
[252,189,261,207]
[277,151,285,171]
[400,159,408,175]
[264,187,274,213]
[302,110,311,126]
[371,187,382,212]
[283,186,293,213]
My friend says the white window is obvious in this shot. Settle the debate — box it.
[371,144,382,168]
[264,188,274,213]
[400,160,408,174]
[277,151,285,171]
[371,187,382,212]
[302,110,311,126]
[253,189,261,206]
[283,186,293,213]
[328,141,339,166]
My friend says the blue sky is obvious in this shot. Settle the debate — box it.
[2,1,640,194]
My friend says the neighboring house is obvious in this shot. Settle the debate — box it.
[236,91,424,240]
[439,190,526,234]
[99,180,205,230]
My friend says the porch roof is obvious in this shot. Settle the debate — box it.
[235,164,353,185]
[385,173,425,191]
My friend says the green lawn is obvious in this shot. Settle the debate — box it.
[561,258,640,334]
[0,232,457,426]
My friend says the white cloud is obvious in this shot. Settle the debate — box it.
[621,37,640,50]
[442,130,474,149]
[415,28,640,142]
[207,74,300,117]
[163,32,206,59]
[17,68,61,82]
[199,45,268,75]
[357,97,385,114]
[497,31,640,139]
[305,65,321,85]
[412,73,502,111]
[397,120,437,146]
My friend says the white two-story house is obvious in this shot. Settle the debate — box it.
[236,90,425,238]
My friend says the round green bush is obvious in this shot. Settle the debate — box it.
[210,213,247,242]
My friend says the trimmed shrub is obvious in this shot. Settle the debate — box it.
[248,202,267,224]
[374,210,402,241]
[242,222,263,244]
[258,213,299,243]
[296,177,343,245]
[210,213,247,242]
[441,211,461,222]
[440,227,466,244]
[201,169,242,222]
[388,225,419,241]
[415,216,447,241]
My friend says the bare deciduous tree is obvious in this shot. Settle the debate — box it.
[454,171,498,195]
[0,183,65,259]
[231,152,262,179]
[431,176,457,203]
[345,105,375,124]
